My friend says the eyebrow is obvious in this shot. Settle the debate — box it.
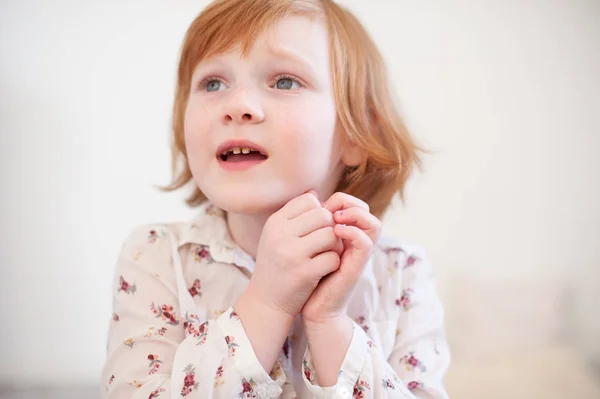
[264,46,319,79]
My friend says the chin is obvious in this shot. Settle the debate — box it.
[201,184,292,216]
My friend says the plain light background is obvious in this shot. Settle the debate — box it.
[1,0,599,389]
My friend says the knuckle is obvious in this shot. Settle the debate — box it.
[317,207,334,223]
[330,191,344,203]
[304,192,321,207]
[359,198,370,211]
[324,225,336,238]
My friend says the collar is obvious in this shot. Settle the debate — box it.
[177,202,256,273]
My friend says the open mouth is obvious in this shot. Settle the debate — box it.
[218,146,268,163]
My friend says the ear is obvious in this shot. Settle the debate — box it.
[341,142,363,167]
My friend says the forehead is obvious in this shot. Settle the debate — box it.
[257,15,329,62]
[262,15,327,51]
[198,15,329,67]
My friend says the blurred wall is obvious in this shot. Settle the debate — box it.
[1,0,598,387]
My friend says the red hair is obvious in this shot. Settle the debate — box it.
[162,0,425,218]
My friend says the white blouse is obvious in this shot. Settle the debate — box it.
[101,202,450,398]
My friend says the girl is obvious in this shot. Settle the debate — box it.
[101,0,450,398]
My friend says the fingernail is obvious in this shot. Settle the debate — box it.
[338,224,346,229]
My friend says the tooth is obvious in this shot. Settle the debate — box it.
[232,147,241,154]
[222,151,228,155]
[241,147,250,154]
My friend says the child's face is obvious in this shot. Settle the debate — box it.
[184,15,349,214]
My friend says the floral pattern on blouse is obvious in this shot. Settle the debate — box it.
[101,202,450,398]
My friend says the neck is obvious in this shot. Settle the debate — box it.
[226,211,271,259]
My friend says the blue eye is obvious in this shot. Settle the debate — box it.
[205,80,223,92]
[275,77,300,90]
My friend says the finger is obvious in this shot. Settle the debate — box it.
[301,226,339,257]
[333,207,381,243]
[292,207,335,237]
[334,224,373,254]
[323,192,369,214]
[332,237,344,257]
[306,251,340,280]
[279,191,321,220]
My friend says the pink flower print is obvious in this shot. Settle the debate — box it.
[149,387,166,398]
[225,336,240,356]
[196,322,209,345]
[162,305,178,325]
[147,354,163,375]
[117,275,136,294]
[112,313,119,322]
[302,359,313,382]
[214,365,225,388]
[183,313,199,334]
[404,255,419,269]
[181,364,199,397]
[229,310,240,321]
[407,381,424,390]
[381,378,396,390]
[148,229,159,243]
[367,340,376,349]
[108,374,115,385]
[396,288,413,311]
[151,302,179,326]
[400,352,427,372]
[239,378,257,398]
[354,316,369,333]
[157,327,167,336]
[193,245,214,264]
[353,380,371,398]
[188,279,202,298]
[183,313,208,345]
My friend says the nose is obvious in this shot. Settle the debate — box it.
[222,87,265,125]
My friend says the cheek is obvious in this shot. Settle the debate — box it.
[183,103,213,161]
[276,100,338,157]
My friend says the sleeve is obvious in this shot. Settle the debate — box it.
[301,245,451,398]
[100,225,286,399]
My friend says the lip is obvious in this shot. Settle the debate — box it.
[216,139,269,158]
[216,139,269,172]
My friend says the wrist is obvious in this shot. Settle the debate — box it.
[235,284,295,328]
[303,314,353,336]
[302,314,354,387]
[232,285,295,374]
